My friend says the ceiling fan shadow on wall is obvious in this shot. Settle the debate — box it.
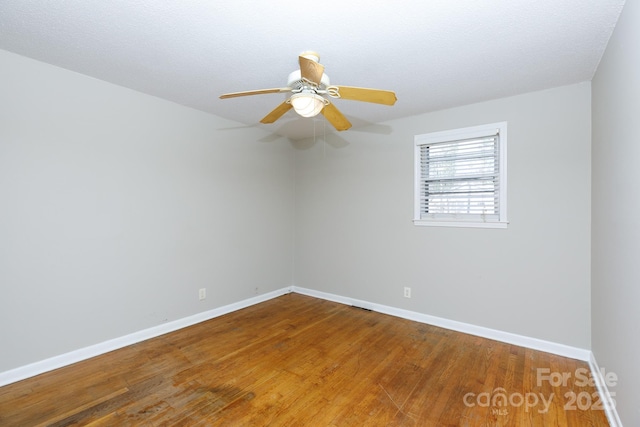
[219,51,397,132]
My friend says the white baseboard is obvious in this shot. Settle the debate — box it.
[292,286,592,361]
[0,285,597,390]
[589,353,623,427]
[0,286,293,387]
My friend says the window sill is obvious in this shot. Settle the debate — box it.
[413,219,508,229]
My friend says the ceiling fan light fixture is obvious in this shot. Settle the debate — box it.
[290,93,326,118]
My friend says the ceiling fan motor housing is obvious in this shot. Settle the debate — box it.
[287,70,330,93]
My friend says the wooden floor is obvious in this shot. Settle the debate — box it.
[0,293,609,426]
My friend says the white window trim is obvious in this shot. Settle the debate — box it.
[413,122,508,229]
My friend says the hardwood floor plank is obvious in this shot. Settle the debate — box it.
[37,387,129,427]
[0,293,609,426]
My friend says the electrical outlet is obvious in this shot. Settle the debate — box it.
[404,287,411,298]
[199,288,206,301]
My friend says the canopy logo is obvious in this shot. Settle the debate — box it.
[463,367,617,415]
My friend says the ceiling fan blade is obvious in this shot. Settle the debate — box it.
[321,102,352,131]
[333,86,397,105]
[260,101,293,124]
[220,88,291,99]
[299,56,325,86]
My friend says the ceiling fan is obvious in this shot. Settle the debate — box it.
[219,51,397,131]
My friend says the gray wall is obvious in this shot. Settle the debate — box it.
[0,50,295,372]
[294,82,592,349]
[592,0,640,425]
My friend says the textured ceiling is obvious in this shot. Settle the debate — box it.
[0,1,625,140]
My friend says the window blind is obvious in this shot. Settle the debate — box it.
[418,133,500,221]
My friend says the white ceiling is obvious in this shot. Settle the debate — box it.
[0,1,625,140]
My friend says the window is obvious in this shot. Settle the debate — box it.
[414,122,507,228]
